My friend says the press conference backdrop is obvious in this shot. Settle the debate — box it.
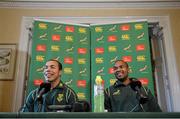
[90,21,153,110]
[27,19,154,111]
[28,19,91,102]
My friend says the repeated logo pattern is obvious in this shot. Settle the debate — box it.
[29,21,90,101]
[90,21,154,109]
[28,20,154,106]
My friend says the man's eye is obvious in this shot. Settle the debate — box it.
[51,66,56,69]
[113,67,118,70]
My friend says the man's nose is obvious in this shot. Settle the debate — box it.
[116,67,123,71]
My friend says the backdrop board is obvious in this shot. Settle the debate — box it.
[90,20,154,111]
[27,19,154,112]
[28,19,91,102]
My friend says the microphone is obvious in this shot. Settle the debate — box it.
[130,80,142,91]
[37,82,51,101]
[130,80,148,104]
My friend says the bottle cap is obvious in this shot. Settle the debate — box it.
[95,75,103,85]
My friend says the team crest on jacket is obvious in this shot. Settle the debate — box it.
[113,89,120,95]
[57,94,63,102]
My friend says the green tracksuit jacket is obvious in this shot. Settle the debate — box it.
[21,81,77,112]
[104,78,162,112]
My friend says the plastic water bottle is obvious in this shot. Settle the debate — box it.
[94,75,104,112]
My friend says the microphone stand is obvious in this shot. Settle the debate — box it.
[136,89,148,112]
[37,97,43,112]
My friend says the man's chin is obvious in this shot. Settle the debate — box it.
[116,76,126,82]
[46,79,53,82]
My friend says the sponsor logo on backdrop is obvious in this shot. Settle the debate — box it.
[77,80,86,88]
[139,78,149,85]
[78,58,86,64]
[108,46,117,52]
[79,68,87,76]
[36,55,45,62]
[79,37,88,44]
[53,25,62,32]
[110,56,118,64]
[66,47,74,53]
[65,35,73,42]
[33,79,44,86]
[36,66,44,72]
[66,26,74,32]
[65,79,73,86]
[108,35,117,42]
[38,23,47,29]
[96,35,104,42]
[53,57,60,61]
[121,34,130,40]
[95,47,104,54]
[51,45,60,51]
[77,93,86,100]
[136,44,145,51]
[108,25,117,32]
[79,27,87,33]
[135,24,143,30]
[108,68,114,74]
[78,48,87,54]
[52,34,60,41]
[137,55,146,61]
[110,79,116,85]
[97,67,104,75]
[39,33,47,40]
[96,57,104,64]
[36,44,46,52]
[95,27,103,32]
[120,24,130,31]
[64,67,72,74]
[137,32,145,40]
[123,44,132,52]
[64,57,73,64]
[122,56,132,62]
[139,65,148,72]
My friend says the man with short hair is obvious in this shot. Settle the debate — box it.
[21,59,77,112]
[104,60,162,112]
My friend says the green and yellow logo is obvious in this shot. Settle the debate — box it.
[51,45,60,51]
[57,94,64,102]
[64,68,72,74]
[79,27,87,33]
[96,57,104,64]
[36,55,45,62]
[108,46,117,52]
[137,55,146,61]
[95,27,103,32]
[78,58,86,64]
[65,35,73,42]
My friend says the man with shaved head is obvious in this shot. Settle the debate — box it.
[104,60,162,112]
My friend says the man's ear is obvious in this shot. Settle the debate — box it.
[59,70,62,76]
[128,67,131,73]
[127,67,131,73]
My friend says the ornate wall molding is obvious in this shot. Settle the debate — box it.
[0,1,180,9]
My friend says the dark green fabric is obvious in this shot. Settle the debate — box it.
[104,78,162,112]
[21,81,77,112]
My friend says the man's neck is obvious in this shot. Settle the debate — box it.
[50,78,60,89]
[122,78,131,86]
